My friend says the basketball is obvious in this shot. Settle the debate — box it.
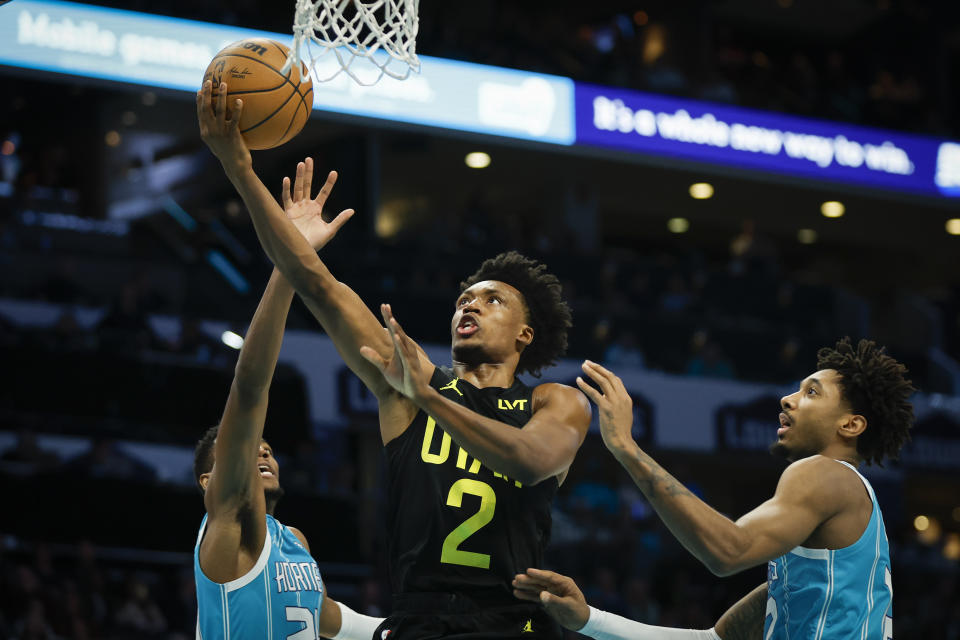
[202,38,313,150]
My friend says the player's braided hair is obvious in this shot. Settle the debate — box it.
[460,251,571,377]
[193,424,220,494]
[816,338,915,466]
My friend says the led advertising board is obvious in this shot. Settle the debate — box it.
[1,0,575,144]
[575,83,960,198]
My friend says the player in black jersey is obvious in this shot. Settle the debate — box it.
[201,112,591,639]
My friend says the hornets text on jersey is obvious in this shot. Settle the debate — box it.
[764,460,892,640]
[194,514,324,640]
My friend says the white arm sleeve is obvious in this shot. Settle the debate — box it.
[579,606,722,640]
[330,602,384,640]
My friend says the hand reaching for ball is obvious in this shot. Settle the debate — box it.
[197,79,252,173]
[282,157,355,251]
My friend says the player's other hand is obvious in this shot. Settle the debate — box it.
[281,158,354,251]
[512,568,590,631]
[360,304,433,402]
[576,360,636,456]
[196,80,251,172]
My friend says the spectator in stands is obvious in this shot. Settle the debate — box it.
[166,316,229,366]
[65,437,157,482]
[96,281,161,353]
[685,331,735,379]
[729,219,778,276]
[603,330,646,368]
[583,566,627,617]
[0,312,20,348]
[283,438,327,493]
[44,310,97,352]
[563,182,600,253]
[641,24,689,94]
[168,569,198,639]
[658,274,695,315]
[41,259,85,305]
[772,337,805,384]
[11,599,58,640]
[359,578,386,618]
[61,580,91,640]
[0,429,60,472]
[114,577,168,636]
[622,576,660,625]
[97,282,155,354]
[72,541,107,632]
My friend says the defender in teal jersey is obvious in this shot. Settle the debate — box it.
[193,93,385,640]
[516,339,913,640]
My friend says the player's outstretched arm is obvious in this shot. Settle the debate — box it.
[578,360,845,576]
[362,304,591,485]
[199,268,295,581]
[200,176,353,582]
[318,598,384,640]
[197,81,397,403]
[512,568,723,639]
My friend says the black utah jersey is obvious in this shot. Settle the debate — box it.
[384,366,558,604]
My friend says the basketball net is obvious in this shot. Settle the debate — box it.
[281,0,420,86]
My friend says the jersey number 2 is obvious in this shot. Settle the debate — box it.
[285,606,315,640]
[441,478,497,569]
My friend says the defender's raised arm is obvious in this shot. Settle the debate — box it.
[199,268,294,581]
[197,81,398,410]
[197,157,354,582]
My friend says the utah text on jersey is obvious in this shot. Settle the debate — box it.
[421,415,523,488]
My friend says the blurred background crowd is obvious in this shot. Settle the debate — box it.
[77,0,960,138]
[1,0,959,638]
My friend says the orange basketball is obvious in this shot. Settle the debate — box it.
[202,38,313,150]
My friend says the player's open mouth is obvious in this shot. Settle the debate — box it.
[258,464,274,478]
[777,412,791,437]
[456,317,480,337]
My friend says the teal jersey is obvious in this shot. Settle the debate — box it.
[764,460,893,640]
[194,514,325,640]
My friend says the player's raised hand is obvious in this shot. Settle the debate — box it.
[196,80,251,171]
[281,158,355,251]
[360,304,432,401]
[577,360,636,455]
[512,568,590,631]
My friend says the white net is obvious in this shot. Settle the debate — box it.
[281,0,421,86]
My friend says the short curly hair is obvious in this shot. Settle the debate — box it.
[193,424,220,493]
[460,251,571,377]
[817,338,915,466]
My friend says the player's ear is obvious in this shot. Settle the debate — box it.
[517,324,534,348]
[199,472,212,492]
[838,414,867,440]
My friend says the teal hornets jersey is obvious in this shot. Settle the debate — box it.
[764,460,892,639]
[194,514,325,640]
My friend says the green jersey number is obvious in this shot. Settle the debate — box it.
[440,478,497,569]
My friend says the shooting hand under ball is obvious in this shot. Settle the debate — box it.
[196,80,251,175]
